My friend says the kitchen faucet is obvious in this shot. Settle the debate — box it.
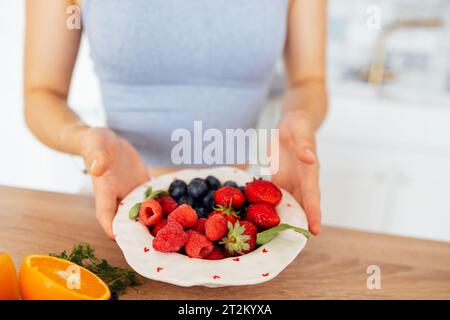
[358,18,443,85]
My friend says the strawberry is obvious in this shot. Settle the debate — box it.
[151,219,168,236]
[220,220,258,256]
[205,213,228,241]
[152,221,188,252]
[191,217,207,234]
[168,204,198,229]
[205,244,226,260]
[156,195,178,216]
[139,198,163,226]
[210,205,239,223]
[214,186,246,209]
[246,204,280,229]
[244,179,282,206]
[185,231,214,259]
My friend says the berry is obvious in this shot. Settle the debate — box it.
[201,190,215,210]
[168,204,198,229]
[205,244,226,260]
[220,220,257,256]
[139,199,163,226]
[151,219,168,236]
[244,179,282,206]
[169,179,187,200]
[205,213,228,241]
[156,195,178,216]
[210,205,239,224]
[191,217,207,234]
[177,195,194,207]
[187,178,209,199]
[223,180,238,188]
[194,207,209,219]
[205,175,221,190]
[246,204,280,229]
[152,221,188,252]
[214,186,246,209]
[185,232,214,259]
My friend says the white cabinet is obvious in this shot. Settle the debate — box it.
[318,88,450,241]
[387,153,450,240]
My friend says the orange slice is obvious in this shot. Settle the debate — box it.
[0,252,20,300]
[19,254,110,300]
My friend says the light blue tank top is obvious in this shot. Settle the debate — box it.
[82,0,288,166]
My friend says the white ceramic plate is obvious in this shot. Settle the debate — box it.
[113,166,308,287]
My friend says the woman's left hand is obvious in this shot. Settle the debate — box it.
[272,112,321,235]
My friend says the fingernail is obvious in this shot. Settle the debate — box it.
[90,159,97,173]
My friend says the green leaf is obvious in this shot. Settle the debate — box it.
[128,202,141,220]
[143,186,153,199]
[256,223,311,245]
[149,189,169,199]
[143,187,169,200]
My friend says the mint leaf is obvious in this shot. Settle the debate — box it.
[149,189,169,199]
[143,186,153,199]
[128,202,141,220]
[143,187,169,200]
[256,223,311,245]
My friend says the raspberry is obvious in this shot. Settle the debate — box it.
[191,217,207,234]
[156,196,178,216]
[152,221,188,252]
[205,244,226,260]
[185,232,214,259]
[167,204,198,229]
[205,213,228,241]
[139,199,163,226]
[151,219,168,237]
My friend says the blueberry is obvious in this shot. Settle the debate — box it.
[177,195,194,207]
[223,180,239,188]
[201,190,215,210]
[169,179,187,200]
[187,178,209,199]
[194,207,209,219]
[238,186,246,195]
[205,175,221,190]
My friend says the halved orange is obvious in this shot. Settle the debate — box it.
[19,254,110,300]
[0,252,20,300]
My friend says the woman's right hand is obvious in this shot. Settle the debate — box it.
[80,128,150,239]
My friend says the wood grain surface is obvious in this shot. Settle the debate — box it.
[1,186,449,299]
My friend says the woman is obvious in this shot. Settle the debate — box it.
[24,0,327,239]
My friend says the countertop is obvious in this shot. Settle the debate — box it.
[1,186,449,299]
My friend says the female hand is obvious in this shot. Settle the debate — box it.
[272,112,321,235]
[80,128,150,239]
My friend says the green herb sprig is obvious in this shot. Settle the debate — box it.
[51,243,140,298]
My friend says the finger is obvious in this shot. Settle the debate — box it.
[94,186,118,240]
[85,149,111,177]
[82,133,113,177]
[289,127,317,165]
[300,168,322,235]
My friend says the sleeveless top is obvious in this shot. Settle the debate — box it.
[82,0,288,166]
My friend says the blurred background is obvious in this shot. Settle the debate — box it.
[1,0,449,241]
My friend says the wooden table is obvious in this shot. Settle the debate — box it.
[1,186,449,299]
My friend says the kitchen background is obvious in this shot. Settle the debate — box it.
[1,0,449,241]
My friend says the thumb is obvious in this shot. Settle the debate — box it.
[290,128,317,165]
[85,149,111,177]
[81,129,115,177]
